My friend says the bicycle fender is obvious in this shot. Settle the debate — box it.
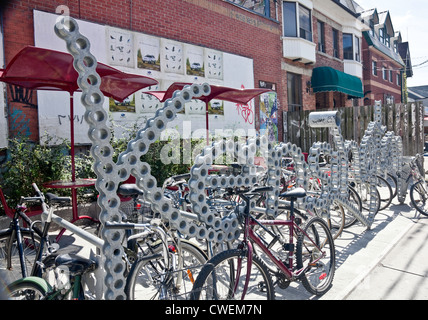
[7,276,52,293]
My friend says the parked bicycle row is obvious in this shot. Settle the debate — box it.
[1,152,426,300]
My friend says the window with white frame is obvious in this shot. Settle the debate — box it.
[343,33,353,60]
[317,21,325,53]
[283,1,312,41]
[332,28,339,58]
[372,60,377,76]
[354,36,360,62]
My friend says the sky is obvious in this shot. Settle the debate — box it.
[355,0,428,88]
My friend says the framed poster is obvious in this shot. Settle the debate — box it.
[161,40,184,74]
[136,34,161,71]
[107,27,134,68]
[185,45,205,77]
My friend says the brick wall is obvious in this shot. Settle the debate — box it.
[2,0,285,140]
[362,37,403,105]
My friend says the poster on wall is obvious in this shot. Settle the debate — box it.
[162,40,184,74]
[260,91,278,141]
[107,27,134,68]
[205,49,223,80]
[136,83,162,114]
[136,34,161,71]
[185,45,205,77]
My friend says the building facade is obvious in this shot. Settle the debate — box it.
[0,0,412,149]
[360,9,407,105]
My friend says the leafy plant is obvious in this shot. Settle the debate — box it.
[0,135,72,209]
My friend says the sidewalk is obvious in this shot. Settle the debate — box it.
[56,192,428,300]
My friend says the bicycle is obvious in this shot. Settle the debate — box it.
[0,186,63,286]
[4,183,100,300]
[104,219,207,300]
[398,154,428,216]
[190,186,335,300]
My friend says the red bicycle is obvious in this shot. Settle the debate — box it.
[190,186,335,300]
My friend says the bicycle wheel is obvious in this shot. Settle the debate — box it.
[190,248,275,300]
[126,239,207,300]
[354,182,380,214]
[386,173,398,199]
[6,278,47,300]
[0,230,43,285]
[343,186,362,228]
[328,201,345,240]
[376,175,393,211]
[296,216,335,296]
[410,181,428,216]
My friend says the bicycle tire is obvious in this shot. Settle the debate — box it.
[0,229,43,285]
[328,201,345,240]
[126,239,207,300]
[343,186,362,228]
[386,173,398,199]
[376,175,393,211]
[296,216,335,296]
[410,181,428,216]
[6,277,48,300]
[190,248,275,300]
[354,182,381,214]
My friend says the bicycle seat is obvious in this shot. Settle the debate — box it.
[55,253,97,276]
[280,187,306,200]
[45,193,71,205]
[118,184,144,197]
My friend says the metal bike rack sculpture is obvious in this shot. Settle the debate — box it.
[55,17,404,299]
[307,102,403,227]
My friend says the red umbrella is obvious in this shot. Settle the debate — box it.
[0,46,158,227]
[145,82,271,141]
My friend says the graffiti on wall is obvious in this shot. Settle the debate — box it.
[7,85,37,139]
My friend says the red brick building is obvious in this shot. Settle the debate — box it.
[1,0,284,145]
[0,0,412,148]
[360,9,406,105]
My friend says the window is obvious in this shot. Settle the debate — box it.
[369,19,375,37]
[343,33,353,60]
[389,70,393,82]
[379,28,385,43]
[317,21,325,53]
[299,5,312,41]
[332,28,339,58]
[354,37,360,62]
[383,67,388,80]
[287,72,302,112]
[227,0,271,18]
[379,27,390,47]
[283,2,297,37]
[397,73,401,86]
[283,1,312,41]
[372,61,377,76]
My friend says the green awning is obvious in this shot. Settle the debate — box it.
[311,66,364,98]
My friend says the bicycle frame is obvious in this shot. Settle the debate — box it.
[233,191,327,299]
[2,203,44,278]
